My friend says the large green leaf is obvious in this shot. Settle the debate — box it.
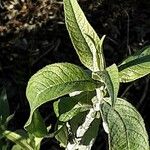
[64,0,105,71]
[119,46,150,82]
[25,63,98,131]
[93,64,119,106]
[53,91,95,122]
[101,98,149,150]
[0,88,10,125]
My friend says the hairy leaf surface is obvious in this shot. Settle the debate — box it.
[64,0,105,71]
[25,63,98,130]
[119,46,150,82]
[101,98,149,150]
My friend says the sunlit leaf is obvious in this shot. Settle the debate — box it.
[64,0,105,71]
[119,46,150,82]
[25,63,99,133]
[101,98,149,150]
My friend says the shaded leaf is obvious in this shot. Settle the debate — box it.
[119,46,150,82]
[101,98,149,150]
[64,0,105,71]
[55,122,68,148]
[25,110,47,138]
[80,118,100,149]
[53,91,95,122]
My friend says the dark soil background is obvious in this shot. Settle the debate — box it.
[0,0,150,149]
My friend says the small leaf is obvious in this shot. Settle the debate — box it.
[25,110,47,138]
[119,46,150,82]
[64,0,105,71]
[25,63,99,130]
[53,91,95,122]
[55,122,68,148]
[101,98,149,150]
[93,64,119,106]
[0,88,10,125]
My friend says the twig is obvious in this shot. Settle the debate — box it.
[66,92,103,150]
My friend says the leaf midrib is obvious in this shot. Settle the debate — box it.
[105,100,148,150]
[35,79,94,99]
[65,0,93,68]
[29,80,95,110]
[105,101,130,150]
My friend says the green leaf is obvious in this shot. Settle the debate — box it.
[32,137,42,150]
[93,64,119,106]
[25,110,47,138]
[64,0,105,71]
[101,98,149,150]
[11,145,23,150]
[2,130,33,150]
[79,118,100,148]
[55,122,68,148]
[0,88,10,125]
[25,63,98,132]
[53,91,95,122]
[119,46,150,82]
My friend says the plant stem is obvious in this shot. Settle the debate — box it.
[66,88,104,150]
[76,108,95,138]
[65,108,95,150]
[95,88,103,110]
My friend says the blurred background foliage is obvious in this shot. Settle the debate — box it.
[0,0,150,149]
